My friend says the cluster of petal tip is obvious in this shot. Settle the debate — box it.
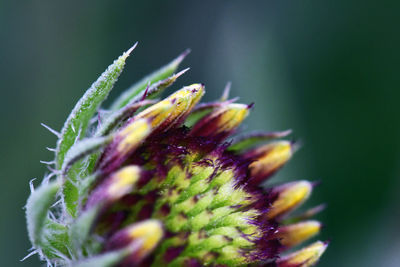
[25,44,328,267]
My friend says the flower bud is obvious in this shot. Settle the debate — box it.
[86,165,141,209]
[98,119,151,172]
[246,141,293,185]
[116,119,151,158]
[136,84,204,131]
[190,103,250,139]
[267,181,312,219]
[277,241,328,267]
[105,219,164,264]
[277,220,322,248]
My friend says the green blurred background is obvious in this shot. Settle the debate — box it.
[1,1,399,266]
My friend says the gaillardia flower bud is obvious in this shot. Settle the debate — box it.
[25,45,327,267]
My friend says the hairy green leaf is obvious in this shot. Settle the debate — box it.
[64,170,101,217]
[56,44,136,169]
[40,220,71,260]
[26,181,60,248]
[62,136,110,217]
[62,136,113,175]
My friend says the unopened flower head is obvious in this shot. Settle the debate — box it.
[25,45,327,267]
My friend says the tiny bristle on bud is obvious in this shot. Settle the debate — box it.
[190,103,250,139]
[247,141,293,185]
[267,181,312,219]
[277,220,322,248]
[277,241,328,267]
[105,220,164,264]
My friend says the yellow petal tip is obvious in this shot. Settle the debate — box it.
[278,240,328,267]
[267,180,313,219]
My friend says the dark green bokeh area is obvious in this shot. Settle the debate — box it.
[1,1,399,266]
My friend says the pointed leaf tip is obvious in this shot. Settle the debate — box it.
[110,50,189,110]
[123,42,138,58]
[176,67,190,78]
[176,48,191,64]
[220,81,232,101]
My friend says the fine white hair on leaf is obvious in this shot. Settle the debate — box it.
[46,166,60,174]
[51,248,70,261]
[40,160,55,166]
[41,123,61,137]
[29,178,37,193]
[20,249,38,262]
[48,211,56,221]
[51,199,62,208]
[42,172,57,185]
[73,127,83,145]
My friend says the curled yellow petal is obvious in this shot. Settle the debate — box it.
[217,103,249,131]
[248,141,293,184]
[136,83,204,130]
[85,165,141,209]
[107,165,141,200]
[277,240,328,267]
[277,220,322,248]
[105,219,164,264]
[267,181,312,219]
[127,219,164,258]
[116,118,152,156]
[190,103,250,138]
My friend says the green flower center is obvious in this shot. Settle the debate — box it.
[95,127,271,266]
